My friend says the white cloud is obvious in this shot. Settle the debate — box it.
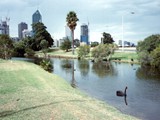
[0,0,159,44]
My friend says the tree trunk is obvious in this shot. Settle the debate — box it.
[72,30,74,55]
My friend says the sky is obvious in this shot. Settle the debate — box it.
[0,0,160,44]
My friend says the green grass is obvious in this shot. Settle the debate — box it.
[35,48,78,58]
[111,52,139,63]
[0,60,139,120]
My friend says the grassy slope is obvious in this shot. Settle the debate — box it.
[0,60,139,120]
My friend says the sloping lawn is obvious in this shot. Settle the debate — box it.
[0,60,139,120]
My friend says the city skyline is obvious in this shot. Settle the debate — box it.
[0,0,160,44]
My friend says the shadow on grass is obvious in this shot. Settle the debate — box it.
[0,99,93,118]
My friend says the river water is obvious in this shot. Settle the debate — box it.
[51,58,160,120]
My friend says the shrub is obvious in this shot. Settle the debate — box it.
[77,45,90,59]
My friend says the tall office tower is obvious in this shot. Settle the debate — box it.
[80,24,89,45]
[0,20,9,35]
[18,22,28,40]
[65,25,72,41]
[32,10,42,24]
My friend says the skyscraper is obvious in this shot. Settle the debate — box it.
[80,24,89,45]
[65,25,72,41]
[32,10,42,24]
[18,22,28,40]
[0,20,9,35]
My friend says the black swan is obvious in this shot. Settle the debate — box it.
[116,86,127,97]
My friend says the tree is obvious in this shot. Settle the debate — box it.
[137,34,160,68]
[13,37,34,57]
[101,32,114,44]
[78,45,90,59]
[13,40,26,57]
[40,39,49,58]
[60,38,71,52]
[151,46,160,69]
[32,22,54,51]
[0,34,13,59]
[91,44,116,62]
[137,34,160,53]
[91,42,99,47]
[66,11,79,55]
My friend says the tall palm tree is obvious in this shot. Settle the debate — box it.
[66,11,79,55]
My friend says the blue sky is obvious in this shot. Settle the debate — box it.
[0,0,160,44]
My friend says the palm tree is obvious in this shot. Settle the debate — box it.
[66,11,79,55]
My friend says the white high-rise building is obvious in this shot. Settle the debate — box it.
[65,25,72,41]
[22,29,32,38]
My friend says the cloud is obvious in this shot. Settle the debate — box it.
[0,0,159,44]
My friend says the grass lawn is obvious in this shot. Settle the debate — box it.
[36,48,78,58]
[111,52,139,63]
[0,60,139,120]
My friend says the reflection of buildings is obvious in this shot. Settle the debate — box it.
[18,22,28,40]
[0,20,9,35]
[80,24,89,45]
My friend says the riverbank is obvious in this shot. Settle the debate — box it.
[35,48,139,64]
[0,60,139,120]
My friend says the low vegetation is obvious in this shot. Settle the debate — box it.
[0,60,139,120]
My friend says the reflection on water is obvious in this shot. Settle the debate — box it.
[78,59,90,77]
[92,61,116,78]
[61,59,72,69]
[11,57,160,120]
[51,58,160,120]
[71,61,76,88]
[136,66,160,80]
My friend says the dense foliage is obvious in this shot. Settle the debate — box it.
[77,45,90,59]
[14,22,53,57]
[91,44,117,62]
[32,22,54,51]
[60,38,71,52]
[101,32,114,44]
[91,42,99,47]
[137,34,160,69]
[0,34,13,59]
[137,34,160,53]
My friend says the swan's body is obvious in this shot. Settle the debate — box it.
[116,87,127,97]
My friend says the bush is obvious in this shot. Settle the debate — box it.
[151,46,160,69]
[40,59,53,72]
[77,45,90,59]
[0,35,13,59]
[91,44,116,62]
[137,34,160,69]
[25,48,35,57]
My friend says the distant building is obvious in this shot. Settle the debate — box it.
[118,40,135,47]
[65,26,72,41]
[22,29,32,38]
[32,10,42,25]
[0,20,9,35]
[18,22,28,40]
[80,24,89,45]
